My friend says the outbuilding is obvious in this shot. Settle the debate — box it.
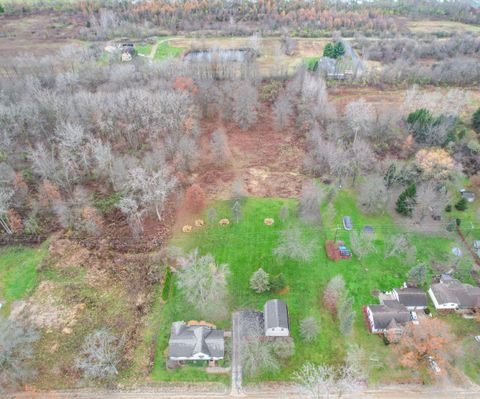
[264,299,290,337]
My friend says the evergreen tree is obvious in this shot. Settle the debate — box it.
[323,43,335,58]
[338,296,356,336]
[333,41,345,59]
[407,108,433,143]
[249,268,270,293]
[384,163,397,190]
[472,108,480,133]
[396,183,417,216]
[454,197,468,211]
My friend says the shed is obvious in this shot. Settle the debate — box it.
[264,299,290,337]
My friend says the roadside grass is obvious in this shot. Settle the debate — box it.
[152,191,464,384]
[0,244,48,313]
[136,43,152,56]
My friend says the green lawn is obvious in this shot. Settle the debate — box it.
[154,41,184,60]
[0,244,48,313]
[151,189,464,384]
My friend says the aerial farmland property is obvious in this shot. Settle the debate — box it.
[0,1,480,398]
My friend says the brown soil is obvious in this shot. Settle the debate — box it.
[196,102,306,200]
[0,12,86,56]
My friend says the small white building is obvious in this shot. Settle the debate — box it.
[264,299,290,337]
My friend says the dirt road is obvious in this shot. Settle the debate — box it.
[10,386,480,399]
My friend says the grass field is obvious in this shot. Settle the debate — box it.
[0,244,48,313]
[151,188,468,384]
[407,20,480,34]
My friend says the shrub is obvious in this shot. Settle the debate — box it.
[249,268,270,293]
[75,329,124,381]
[407,263,427,287]
[300,317,320,342]
[454,197,468,211]
[271,339,295,359]
[270,273,286,292]
[445,204,452,212]
[260,80,283,103]
[473,108,480,133]
[185,184,206,214]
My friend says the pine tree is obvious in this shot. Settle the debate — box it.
[384,163,397,190]
[270,273,286,292]
[396,183,417,216]
[249,268,270,293]
[454,197,468,211]
[333,42,345,59]
[323,43,335,58]
[472,108,480,133]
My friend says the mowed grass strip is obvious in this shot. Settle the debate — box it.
[0,244,48,311]
[152,193,461,383]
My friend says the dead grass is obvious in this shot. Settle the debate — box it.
[407,20,480,34]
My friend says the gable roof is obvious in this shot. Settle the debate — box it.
[368,302,411,331]
[430,278,480,308]
[168,322,224,359]
[264,299,289,330]
[393,287,427,307]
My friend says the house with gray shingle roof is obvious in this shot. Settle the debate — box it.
[366,301,411,334]
[428,275,480,310]
[168,321,224,361]
[264,299,290,337]
[392,287,428,310]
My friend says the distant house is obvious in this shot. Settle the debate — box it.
[264,299,290,337]
[428,275,480,310]
[460,189,476,203]
[366,300,411,334]
[392,287,428,310]
[168,321,224,362]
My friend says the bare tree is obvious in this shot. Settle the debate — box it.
[233,81,258,130]
[273,93,293,131]
[273,227,316,262]
[358,175,388,215]
[210,128,230,167]
[176,249,230,319]
[0,188,14,234]
[300,317,320,342]
[250,268,270,293]
[280,30,297,56]
[338,295,356,336]
[349,230,377,260]
[294,362,362,399]
[323,275,346,315]
[412,183,449,224]
[298,182,325,223]
[345,98,375,143]
[384,234,411,259]
[75,329,124,381]
[0,317,39,392]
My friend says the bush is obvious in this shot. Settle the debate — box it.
[300,317,320,342]
[270,273,286,292]
[473,108,480,133]
[454,197,468,211]
[161,267,173,301]
[271,339,295,359]
[445,204,452,212]
[185,184,206,214]
[260,80,283,103]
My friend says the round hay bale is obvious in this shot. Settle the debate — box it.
[182,225,193,233]
[219,218,230,225]
[195,219,205,227]
[264,218,274,225]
